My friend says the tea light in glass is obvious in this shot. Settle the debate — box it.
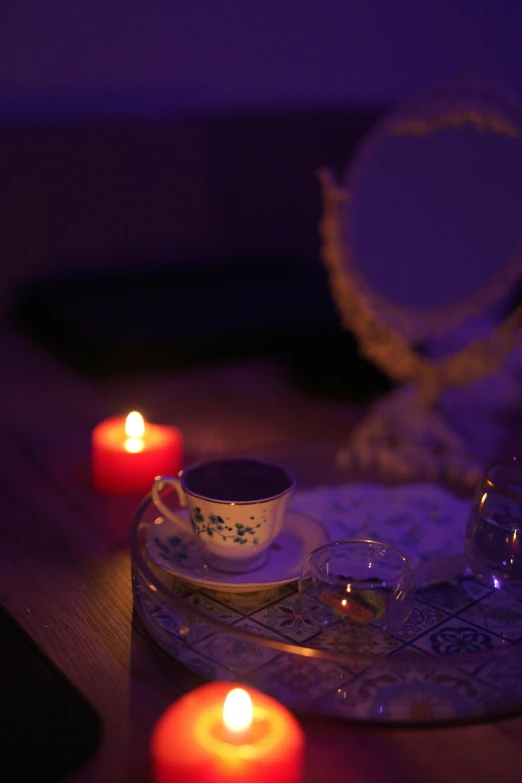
[298,539,413,645]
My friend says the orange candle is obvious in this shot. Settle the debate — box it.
[92,411,183,494]
[151,683,304,783]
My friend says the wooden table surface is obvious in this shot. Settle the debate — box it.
[2,324,522,783]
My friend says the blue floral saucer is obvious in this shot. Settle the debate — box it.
[146,508,328,592]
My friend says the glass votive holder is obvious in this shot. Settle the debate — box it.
[298,539,414,642]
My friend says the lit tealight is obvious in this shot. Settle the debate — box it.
[125,411,145,453]
[92,410,184,494]
[151,682,304,783]
[223,688,253,734]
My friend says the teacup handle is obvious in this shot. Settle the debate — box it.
[151,475,191,532]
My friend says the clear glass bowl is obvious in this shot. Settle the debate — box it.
[298,539,413,646]
[130,442,522,726]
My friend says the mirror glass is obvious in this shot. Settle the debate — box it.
[345,118,522,319]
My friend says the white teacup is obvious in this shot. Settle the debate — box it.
[151,457,295,573]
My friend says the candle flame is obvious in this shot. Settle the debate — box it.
[222,688,253,733]
[125,412,145,453]
[125,411,145,437]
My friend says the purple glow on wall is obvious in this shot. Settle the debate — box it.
[0,1,521,119]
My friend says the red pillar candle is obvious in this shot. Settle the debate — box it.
[92,411,183,494]
[151,682,305,783]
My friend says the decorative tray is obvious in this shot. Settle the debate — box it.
[131,471,522,725]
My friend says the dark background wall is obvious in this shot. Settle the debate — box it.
[2,2,521,312]
[2,2,521,119]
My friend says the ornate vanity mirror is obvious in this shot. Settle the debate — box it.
[319,78,522,483]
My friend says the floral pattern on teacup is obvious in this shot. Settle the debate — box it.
[190,507,262,546]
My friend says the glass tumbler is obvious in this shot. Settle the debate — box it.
[465,458,522,598]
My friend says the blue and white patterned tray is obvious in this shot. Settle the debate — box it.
[134,482,522,724]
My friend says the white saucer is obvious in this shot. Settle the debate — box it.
[146,507,328,592]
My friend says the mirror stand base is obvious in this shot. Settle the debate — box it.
[335,385,487,489]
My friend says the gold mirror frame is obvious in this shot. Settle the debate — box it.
[319,77,522,406]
